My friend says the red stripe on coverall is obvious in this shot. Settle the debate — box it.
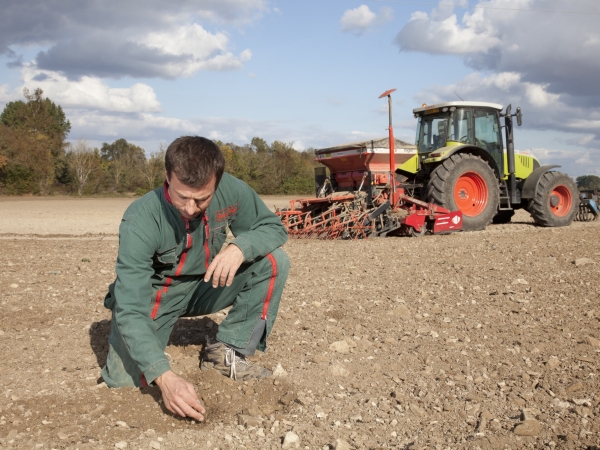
[261,254,278,320]
[203,213,210,270]
[151,220,193,319]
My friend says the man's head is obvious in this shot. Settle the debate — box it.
[165,136,225,188]
[164,136,226,220]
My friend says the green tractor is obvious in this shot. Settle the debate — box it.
[400,101,578,231]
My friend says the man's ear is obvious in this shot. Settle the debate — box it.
[164,170,169,184]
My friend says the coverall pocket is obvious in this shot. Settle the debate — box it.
[211,226,228,255]
[155,246,177,265]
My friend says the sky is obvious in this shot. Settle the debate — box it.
[1,0,599,177]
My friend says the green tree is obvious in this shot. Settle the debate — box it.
[100,138,146,192]
[576,175,600,191]
[251,137,269,154]
[217,138,318,195]
[0,88,71,193]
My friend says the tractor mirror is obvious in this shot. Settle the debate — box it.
[516,107,522,126]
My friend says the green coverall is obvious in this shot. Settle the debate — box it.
[101,173,289,388]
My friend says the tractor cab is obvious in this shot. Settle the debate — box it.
[413,101,505,173]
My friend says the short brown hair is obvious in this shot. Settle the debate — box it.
[165,136,225,188]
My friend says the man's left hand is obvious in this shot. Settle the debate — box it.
[204,244,244,288]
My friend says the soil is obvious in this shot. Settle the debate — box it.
[1,198,599,450]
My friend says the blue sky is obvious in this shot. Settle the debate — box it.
[1,0,599,177]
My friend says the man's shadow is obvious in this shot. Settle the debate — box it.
[88,316,219,371]
[88,316,219,422]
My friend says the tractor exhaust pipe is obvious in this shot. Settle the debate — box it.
[379,89,397,206]
[504,104,522,205]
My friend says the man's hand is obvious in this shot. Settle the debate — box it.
[154,371,205,421]
[204,244,244,288]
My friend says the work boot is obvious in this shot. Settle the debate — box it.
[200,340,271,381]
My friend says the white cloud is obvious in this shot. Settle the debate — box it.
[575,152,594,166]
[340,5,393,35]
[136,24,252,77]
[394,0,600,98]
[397,9,500,53]
[0,84,11,104]
[515,147,600,177]
[1,1,264,80]
[3,65,162,113]
[524,83,559,108]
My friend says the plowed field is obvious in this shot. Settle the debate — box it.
[1,197,599,450]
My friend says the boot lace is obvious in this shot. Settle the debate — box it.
[224,347,251,381]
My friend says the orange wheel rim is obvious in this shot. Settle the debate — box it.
[549,184,572,217]
[454,171,489,217]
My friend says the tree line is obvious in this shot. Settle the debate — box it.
[575,175,600,191]
[6,88,596,197]
[0,89,319,196]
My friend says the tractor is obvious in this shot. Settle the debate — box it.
[276,90,578,238]
[402,100,578,231]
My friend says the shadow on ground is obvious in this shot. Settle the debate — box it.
[88,316,219,371]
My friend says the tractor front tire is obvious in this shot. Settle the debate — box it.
[427,153,499,231]
[529,171,578,227]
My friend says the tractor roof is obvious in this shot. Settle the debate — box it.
[413,101,503,114]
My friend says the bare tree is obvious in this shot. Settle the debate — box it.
[141,145,166,191]
[66,139,99,196]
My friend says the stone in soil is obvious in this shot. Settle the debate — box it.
[329,340,350,354]
[574,258,594,267]
[329,363,350,377]
[282,431,300,449]
[514,419,541,436]
[273,363,288,377]
[546,356,560,369]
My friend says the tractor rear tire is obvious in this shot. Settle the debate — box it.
[427,153,499,231]
[492,210,515,224]
[529,171,578,227]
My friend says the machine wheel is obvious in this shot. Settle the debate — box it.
[529,171,577,227]
[410,226,426,237]
[426,153,499,231]
[492,210,515,224]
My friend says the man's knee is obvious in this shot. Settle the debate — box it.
[270,247,290,279]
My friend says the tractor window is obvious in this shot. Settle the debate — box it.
[417,116,448,153]
[449,109,473,144]
[415,117,421,146]
[474,109,503,173]
[474,110,501,151]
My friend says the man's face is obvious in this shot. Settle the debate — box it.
[166,171,216,220]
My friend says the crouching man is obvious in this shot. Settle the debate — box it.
[101,136,289,421]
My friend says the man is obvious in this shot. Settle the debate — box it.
[101,136,289,422]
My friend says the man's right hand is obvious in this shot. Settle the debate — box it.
[154,370,205,421]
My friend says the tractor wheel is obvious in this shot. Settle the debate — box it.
[492,210,515,224]
[427,153,499,231]
[529,171,577,227]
